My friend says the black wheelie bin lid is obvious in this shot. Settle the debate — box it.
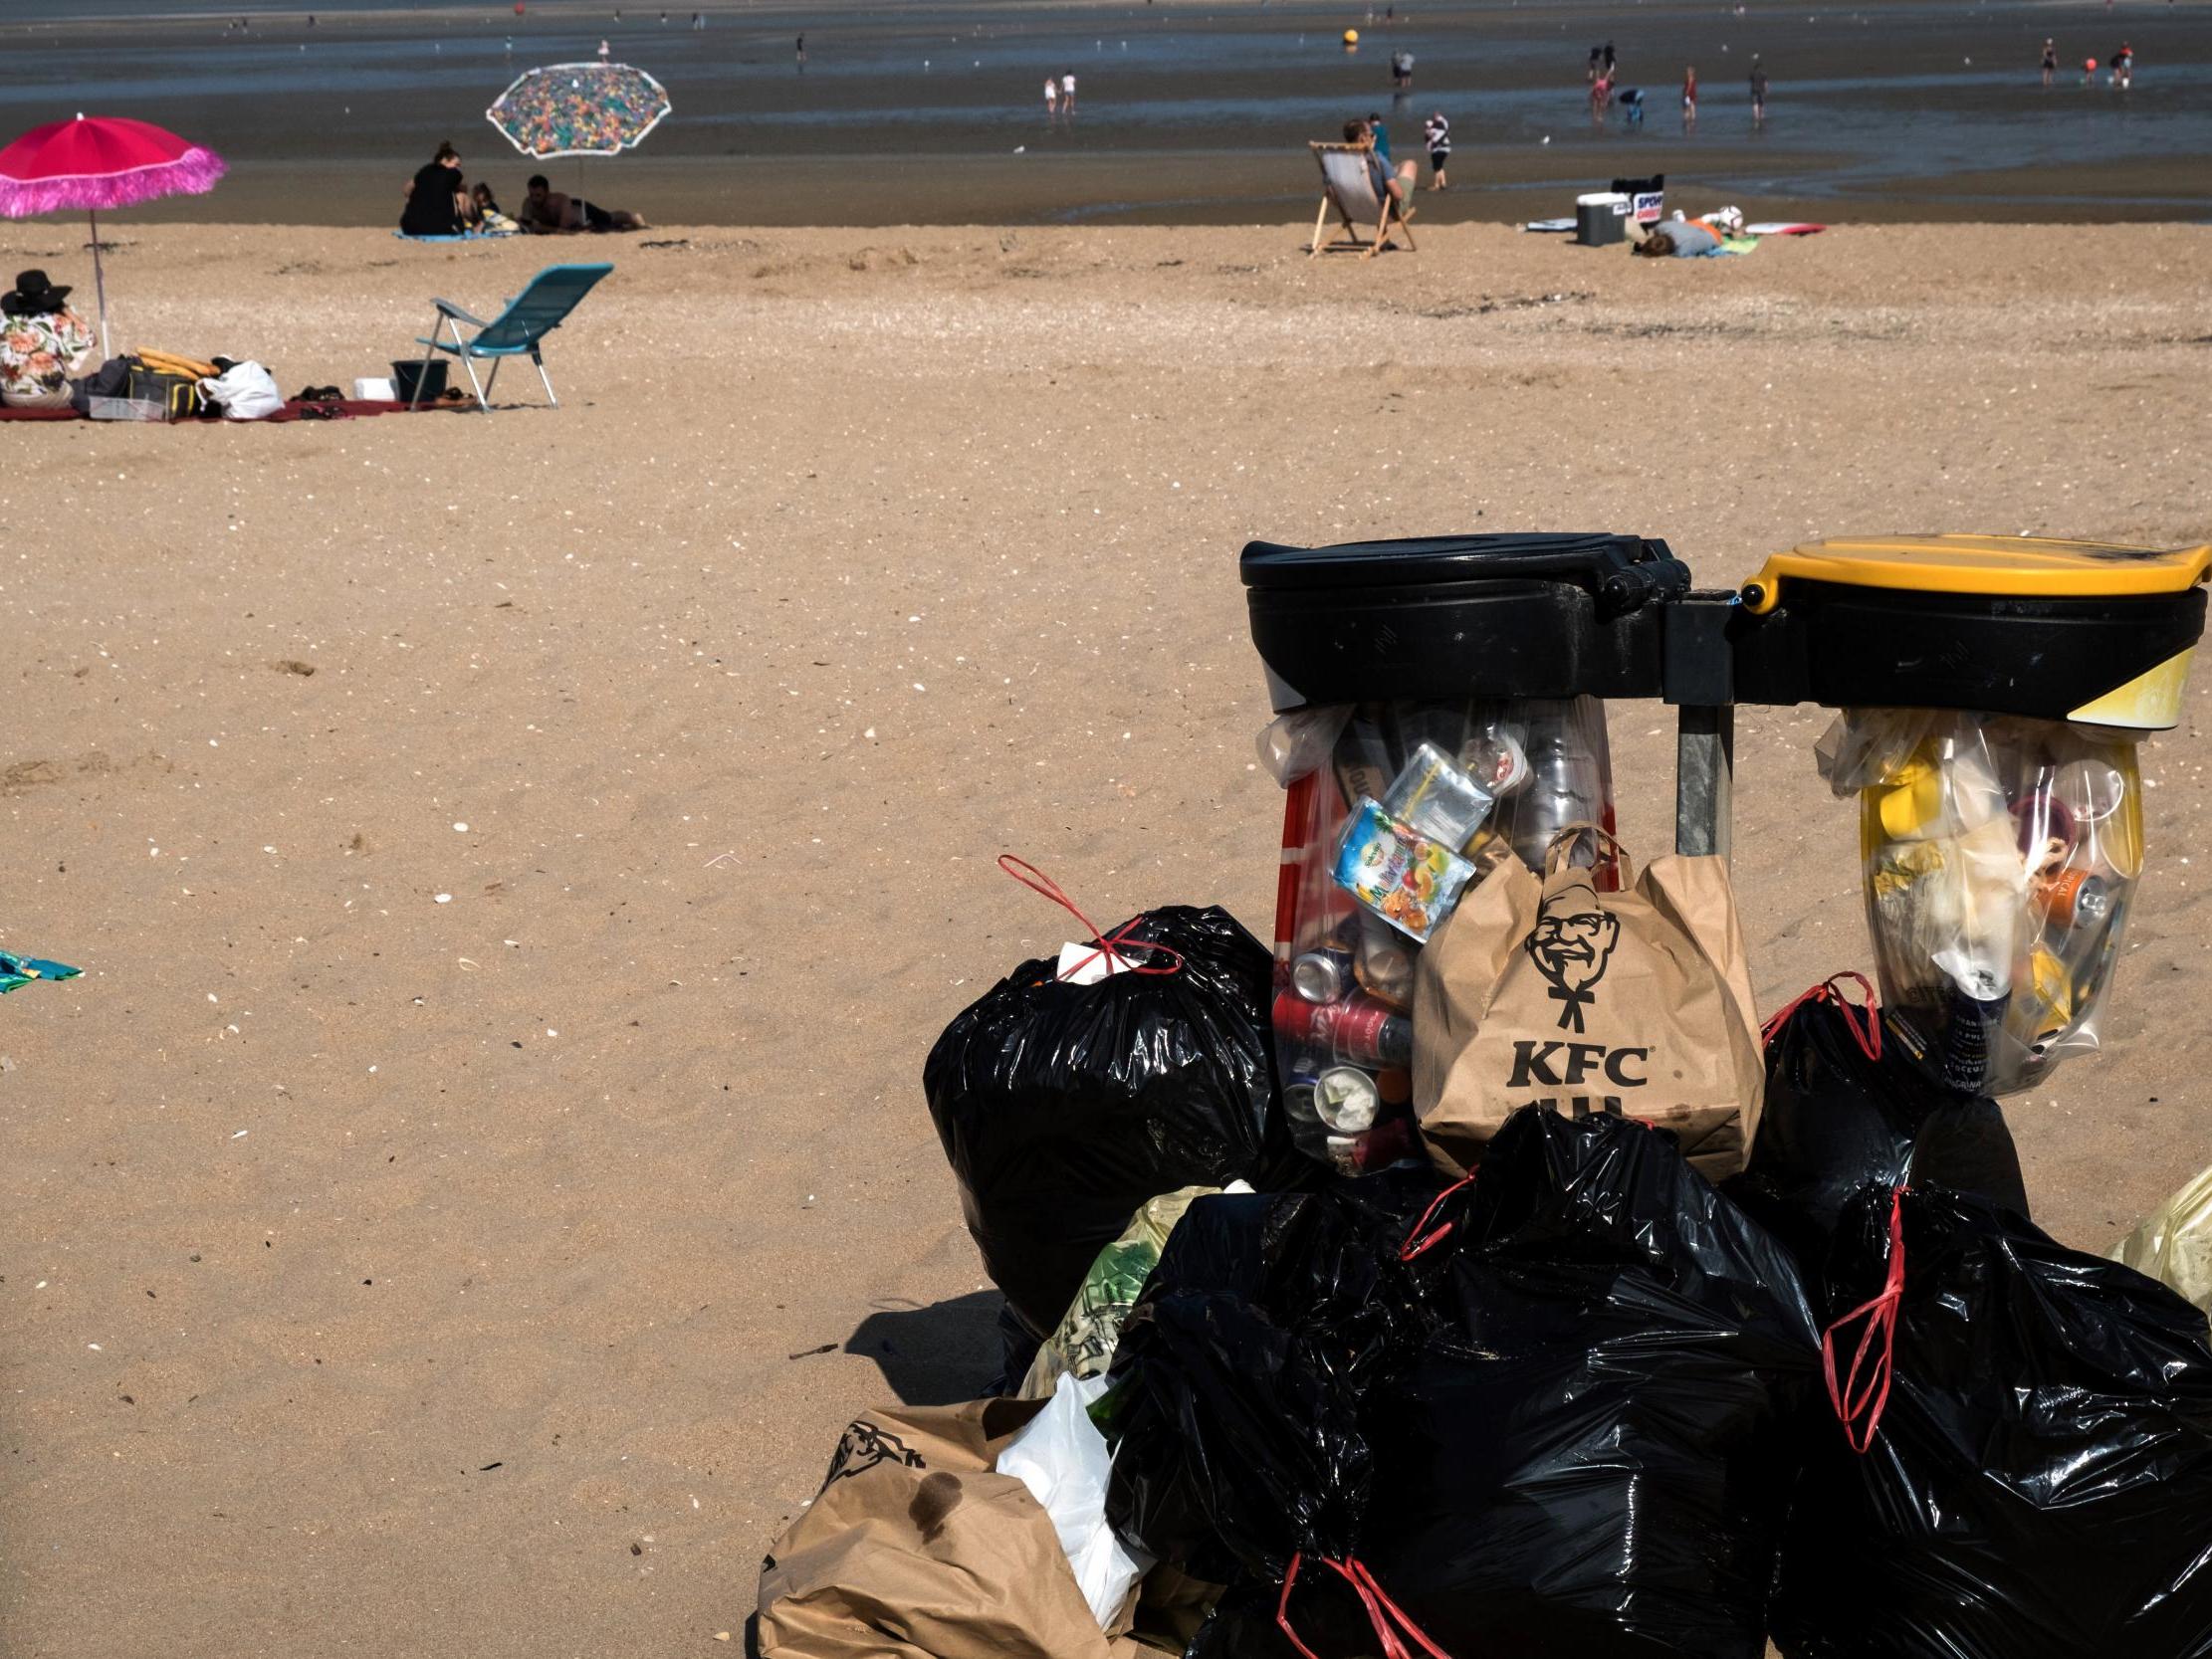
[1240,533,1689,713]
[1730,534,2211,729]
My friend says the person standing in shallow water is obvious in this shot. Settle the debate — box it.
[2041,39,2059,88]
[1749,55,1768,123]
[1681,64,1698,126]
[1423,109,1449,189]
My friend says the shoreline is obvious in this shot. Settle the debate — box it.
[6,151,2209,232]
[5,0,2209,229]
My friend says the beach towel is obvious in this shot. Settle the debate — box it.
[393,230,516,243]
[0,952,80,993]
[0,398,466,424]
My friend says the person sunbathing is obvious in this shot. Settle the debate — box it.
[517,175,648,234]
[1344,119,1417,209]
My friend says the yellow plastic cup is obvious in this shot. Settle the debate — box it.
[1877,761,1946,840]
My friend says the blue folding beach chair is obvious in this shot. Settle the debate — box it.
[410,262,612,412]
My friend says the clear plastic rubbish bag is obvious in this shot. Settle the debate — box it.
[1816,708,2144,1096]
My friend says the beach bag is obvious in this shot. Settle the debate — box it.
[202,360,283,421]
[924,862,1290,1340]
[1772,1185,2212,1659]
[1727,973,2028,1278]
[1412,826,1764,1181]
[758,1396,1144,1659]
[124,362,202,420]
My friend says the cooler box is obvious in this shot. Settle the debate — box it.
[1576,192,1629,247]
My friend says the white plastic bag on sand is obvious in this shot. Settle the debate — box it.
[995,1373,1150,1630]
[202,361,284,421]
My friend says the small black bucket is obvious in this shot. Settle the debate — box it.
[391,358,449,403]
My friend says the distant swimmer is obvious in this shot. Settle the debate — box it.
[1043,76,1058,118]
[1682,64,1698,124]
[795,33,806,64]
[2041,38,2058,88]
[1618,86,1645,126]
[1061,72,1076,113]
[1749,55,1768,123]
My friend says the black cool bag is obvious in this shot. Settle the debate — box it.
[924,867,1288,1341]
[1773,1183,2212,1659]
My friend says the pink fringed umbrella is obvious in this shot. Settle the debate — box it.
[0,114,227,357]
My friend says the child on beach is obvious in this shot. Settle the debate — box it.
[1682,65,1698,124]
[471,183,520,235]
[1043,77,1058,118]
[1061,73,1076,114]
[1423,110,1449,189]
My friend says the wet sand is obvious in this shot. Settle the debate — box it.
[0,219,2208,1657]
[5,0,2210,225]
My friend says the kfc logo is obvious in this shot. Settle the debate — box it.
[1525,882,1620,1033]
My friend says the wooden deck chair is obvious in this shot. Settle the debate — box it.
[409,262,613,412]
[1309,142,1417,259]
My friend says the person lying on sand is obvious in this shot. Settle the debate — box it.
[517,175,649,234]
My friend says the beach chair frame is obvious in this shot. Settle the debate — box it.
[1308,142,1417,259]
[409,263,613,413]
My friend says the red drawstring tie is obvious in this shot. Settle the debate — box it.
[1276,1553,1454,1659]
[1822,1182,1908,1454]
[997,854,1183,980]
[1399,1172,1477,1263]
[1763,970,1881,1062]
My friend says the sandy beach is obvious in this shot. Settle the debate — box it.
[2,218,2210,1656]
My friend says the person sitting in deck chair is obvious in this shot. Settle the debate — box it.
[518,175,649,235]
[1347,119,1417,209]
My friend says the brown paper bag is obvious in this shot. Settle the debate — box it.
[1412,826,1764,1182]
[758,1396,1147,1659]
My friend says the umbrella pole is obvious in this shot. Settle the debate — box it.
[88,207,110,359]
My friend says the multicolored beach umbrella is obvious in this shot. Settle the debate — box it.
[486,63,672,159]
[0,114,227,356]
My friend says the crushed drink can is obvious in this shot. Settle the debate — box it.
[1291,947,1355,1004]
[1314,1065,1382,1133]
[1272,990,1414,1068]
[2033,868,2111,929]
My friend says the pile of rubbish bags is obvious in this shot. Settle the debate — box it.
[759,770,2212,1658]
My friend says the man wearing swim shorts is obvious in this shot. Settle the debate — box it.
[520,175,648,233]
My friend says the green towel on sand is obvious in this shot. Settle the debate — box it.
[0,952,80,994]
